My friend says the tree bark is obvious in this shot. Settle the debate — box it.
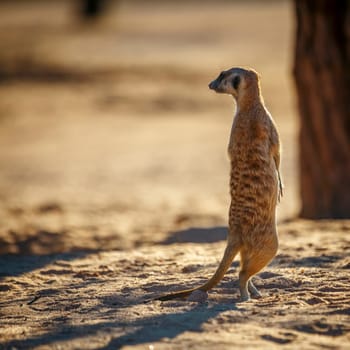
[293,0,350,219]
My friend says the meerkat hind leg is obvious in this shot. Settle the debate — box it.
[237,279,261,302]
[238,249,275,302]
[238,270,251,302]
[248,280,262,299]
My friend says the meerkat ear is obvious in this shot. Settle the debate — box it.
[232,75,240,90]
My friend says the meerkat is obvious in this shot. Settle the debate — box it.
[156,67,283,302]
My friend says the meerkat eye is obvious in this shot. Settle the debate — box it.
[232,75,240,89]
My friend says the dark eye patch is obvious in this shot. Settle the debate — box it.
[232,75,240,89]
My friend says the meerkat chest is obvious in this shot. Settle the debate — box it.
[228,119,277,202]
[228,125,268,161]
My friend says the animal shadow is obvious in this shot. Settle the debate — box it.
[161,226,228,245]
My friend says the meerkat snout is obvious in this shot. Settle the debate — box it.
[208,80,217,90]
[208,71,225,92]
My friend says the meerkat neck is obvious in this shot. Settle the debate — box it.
[236,84,264,112]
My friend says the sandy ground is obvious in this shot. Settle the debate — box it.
[1,220,350,350]
[0,1,349,349]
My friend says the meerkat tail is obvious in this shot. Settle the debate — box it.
[155,237,241,301]
[155,288,196,301]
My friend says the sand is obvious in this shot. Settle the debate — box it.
[1,221,349,349]
[0,1,349,349]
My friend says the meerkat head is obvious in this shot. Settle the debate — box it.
[208,67,260,101]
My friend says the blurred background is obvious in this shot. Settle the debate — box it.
[0,0,299,254]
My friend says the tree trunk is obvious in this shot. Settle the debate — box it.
[293,0,350,219]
